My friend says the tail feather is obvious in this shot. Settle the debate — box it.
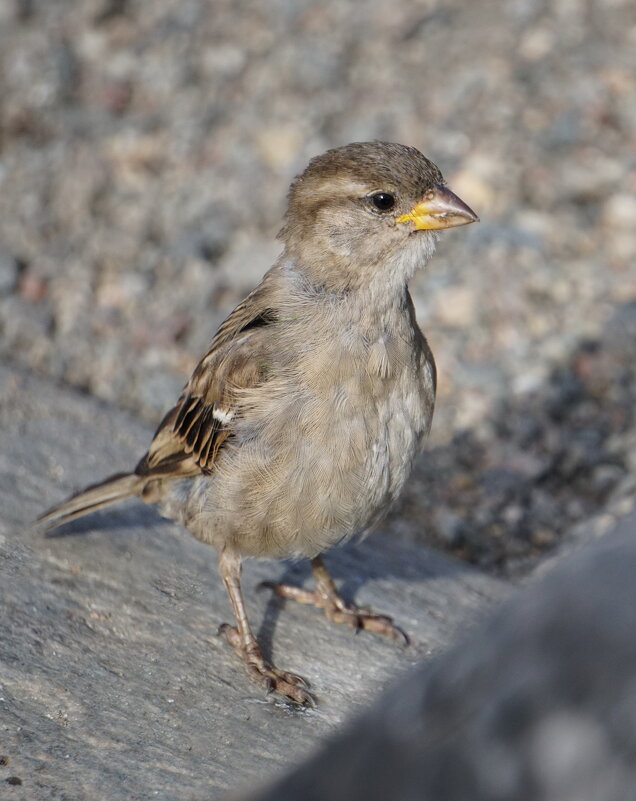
[37,472,143,531]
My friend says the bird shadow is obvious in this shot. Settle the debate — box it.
[42,501,168,538]
[253,535,471,661]
[39,494,477,665]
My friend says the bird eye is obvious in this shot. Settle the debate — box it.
[369,192,396,212]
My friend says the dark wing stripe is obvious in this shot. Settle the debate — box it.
[137,279,278,480]
[173,395,199,433]
[238,308,278,333]
[192,407,218,453]
[199,430,217,470]
[136,456,193,477]
[208,430,231,469]
[180,399,205,442]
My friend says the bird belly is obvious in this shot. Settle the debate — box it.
[176,351,434,559]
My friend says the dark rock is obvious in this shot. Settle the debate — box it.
[248,519,636,801]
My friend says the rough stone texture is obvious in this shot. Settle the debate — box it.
[248,518,636,801]
[0,364,506,799]
[0,0,634,793]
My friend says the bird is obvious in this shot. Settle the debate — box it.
[38,141,478,706]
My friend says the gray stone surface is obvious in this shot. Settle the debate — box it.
[0,363,507,799]
[248,518,636,801]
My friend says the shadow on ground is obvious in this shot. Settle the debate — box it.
[395,299,636,576]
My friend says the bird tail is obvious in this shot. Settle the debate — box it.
[37,472,144,531]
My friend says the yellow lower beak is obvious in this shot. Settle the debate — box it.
[396,184,479,230]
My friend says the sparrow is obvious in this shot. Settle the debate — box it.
[38,141,478,706]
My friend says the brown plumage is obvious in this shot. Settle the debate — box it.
[38,141,478,705]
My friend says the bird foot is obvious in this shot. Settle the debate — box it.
[218,623,316,707]
[259,581,410,645]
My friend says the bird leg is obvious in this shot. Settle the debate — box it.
[217,547,315,706]
[261,555,409,644]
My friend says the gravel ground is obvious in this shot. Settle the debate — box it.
[392,300,636,576]
[1,0,634,574]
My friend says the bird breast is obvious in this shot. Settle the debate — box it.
[176,316,435,560]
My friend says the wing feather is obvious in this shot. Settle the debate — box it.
[135,274,279,479]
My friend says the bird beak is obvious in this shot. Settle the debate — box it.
[396,184,479,230]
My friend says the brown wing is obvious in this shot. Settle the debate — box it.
[135,277,279,480]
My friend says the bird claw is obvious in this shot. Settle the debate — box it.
[218,622,316,707]
[327,605,410,646]
[260,580,410,645]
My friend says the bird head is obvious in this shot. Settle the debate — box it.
[281,141,478,293]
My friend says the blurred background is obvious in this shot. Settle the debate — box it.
[1,0,634,575]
